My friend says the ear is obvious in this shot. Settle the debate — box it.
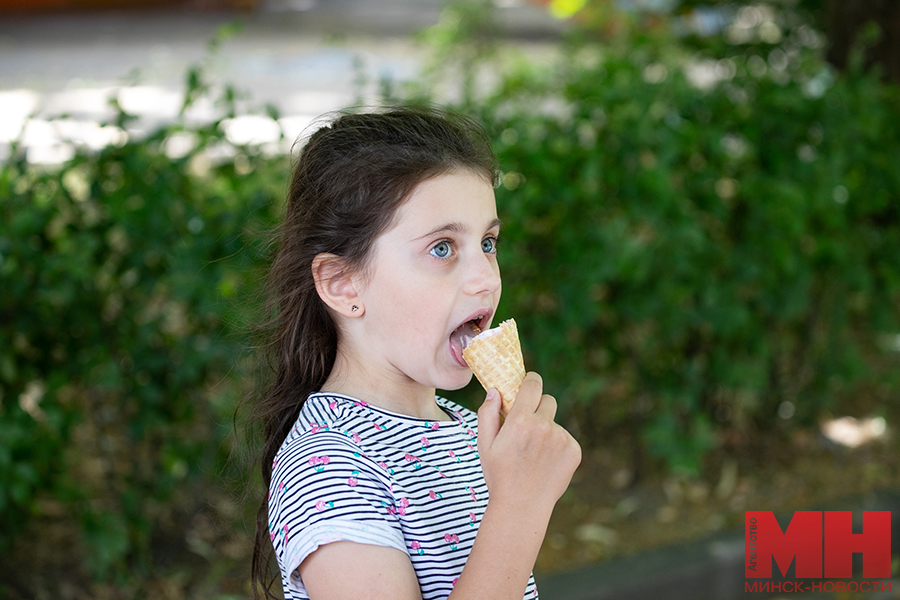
[311,253,364,317]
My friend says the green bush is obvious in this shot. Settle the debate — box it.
[0,69,284,578]
[415,5,900,472]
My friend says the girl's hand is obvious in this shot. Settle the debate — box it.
[476,371,582,518]
[446,372,579,600]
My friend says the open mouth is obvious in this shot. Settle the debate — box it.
[449,311,491,368]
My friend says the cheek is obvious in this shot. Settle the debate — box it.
[392,284,452,343]
[372,275,439,334]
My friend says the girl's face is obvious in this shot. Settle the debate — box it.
[355,169,502,394]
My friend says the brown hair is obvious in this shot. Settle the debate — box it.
[250,106,498,597]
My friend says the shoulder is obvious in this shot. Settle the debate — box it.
[272,394,388,481]
[436,396,478,432]
[273,427,380,481]
[279,392,377,449]
[269,424,395,520]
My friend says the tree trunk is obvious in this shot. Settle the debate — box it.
[825,0,900,83]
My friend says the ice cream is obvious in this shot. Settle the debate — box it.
[462,318,526,415]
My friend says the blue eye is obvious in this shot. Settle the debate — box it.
[482,237,497,254]
[430,241,452,259]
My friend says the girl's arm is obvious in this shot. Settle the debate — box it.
[299,372,581,600]
[299,541,423,599]
[448,372,582,599]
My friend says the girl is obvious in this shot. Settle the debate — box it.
[252,106,581,600]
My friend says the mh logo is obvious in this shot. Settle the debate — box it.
[745,511,891,578]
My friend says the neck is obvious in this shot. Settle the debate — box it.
[321,350,452,421]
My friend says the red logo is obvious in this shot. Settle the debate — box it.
[745,511,891,579]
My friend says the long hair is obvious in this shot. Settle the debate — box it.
[250,106,498,597]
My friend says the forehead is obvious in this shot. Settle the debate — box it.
[389,170,498,234]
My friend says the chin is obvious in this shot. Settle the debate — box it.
[438,370,475,392]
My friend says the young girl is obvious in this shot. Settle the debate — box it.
[252,106,581,600]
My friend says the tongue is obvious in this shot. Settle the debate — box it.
[450,321,481,359]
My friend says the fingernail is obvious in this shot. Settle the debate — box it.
[486,389,498,401]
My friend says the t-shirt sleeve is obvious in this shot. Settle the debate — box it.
[268,431,406,596]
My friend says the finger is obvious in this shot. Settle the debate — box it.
[535,394,558,420]
[477,388,502,455]
[508,372,543,417]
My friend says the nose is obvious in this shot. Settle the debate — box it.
[464,249,501,296]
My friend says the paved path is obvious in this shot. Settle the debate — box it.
[0,0,562,160]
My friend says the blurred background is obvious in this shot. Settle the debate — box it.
[1,0,899,598]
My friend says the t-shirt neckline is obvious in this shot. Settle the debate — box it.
[308,391,463,426]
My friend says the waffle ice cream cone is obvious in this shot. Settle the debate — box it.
[462,319,526,415]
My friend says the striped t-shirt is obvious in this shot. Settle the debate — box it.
[268,392,538,599]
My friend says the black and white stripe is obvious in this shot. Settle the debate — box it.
[269,392,538,599]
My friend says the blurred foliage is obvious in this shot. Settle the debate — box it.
[2,0,900,590]
[411,0,900,473]
[541,0,900,82]
[0,63,285,585]
[669,0,900,83]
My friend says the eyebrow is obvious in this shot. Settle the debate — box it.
[414,218,503,241]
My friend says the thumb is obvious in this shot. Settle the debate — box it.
[476,388,501,455]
